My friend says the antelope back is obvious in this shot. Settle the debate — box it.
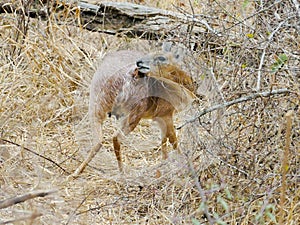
[89,50,145,117]
[90,50,145,92]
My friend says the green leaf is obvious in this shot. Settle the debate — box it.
[225,188,233,200]
[199,74,206,80]
[242,0,250,10]
[278,54,288,62]
[266,204,275,212]
[217,196,229,211]
[213,212,227,225]
[271,54,288,72]
[266,211,276,222]
[246,33,254,38]
[217,219,227,225]
[194,0,200,5]
[198,201,206,211]
[192,218,202,225]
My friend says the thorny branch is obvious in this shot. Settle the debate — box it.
[292,0,300,18]
[256,20,287,91]
[186,155,214,224]
[0,190,57,209]
[0,138,69,174]
[177,88,291,129]
[279,110,293,225]
[0,213,42,225]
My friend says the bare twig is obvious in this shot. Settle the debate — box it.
[75,196,122,216]
[292,0,300,18]
[0,189,57,209]
[225,0,282,32]
[279,110,293,225]
[256,20,286,91]
[186,156,214,224]
[66,190,95,225]
[0,138,69,174]
[177,88,290,129]
[202,147,262,183]
[209,67,226,103]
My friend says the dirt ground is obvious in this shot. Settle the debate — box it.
[0,0,299,224]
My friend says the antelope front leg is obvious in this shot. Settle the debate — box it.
[168,126,181,155]
[113,107,144,172]
[161,135,168,159]
[113,134,123,172]
[155,116,171,159]
[158,116,180,159]
[166,120,179,152]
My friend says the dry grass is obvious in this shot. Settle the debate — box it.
[0,0,299,224]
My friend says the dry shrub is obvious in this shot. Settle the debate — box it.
[0,0,299,224]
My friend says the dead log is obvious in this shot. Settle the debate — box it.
[0,0,219,40]
[77,1,219,39]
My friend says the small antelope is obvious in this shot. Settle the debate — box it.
[75,44,195,175]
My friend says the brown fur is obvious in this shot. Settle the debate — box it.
[110,69,194,171]
[88,50,195,173]
[148,64,195,93]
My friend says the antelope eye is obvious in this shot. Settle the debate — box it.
[156,56,167,62]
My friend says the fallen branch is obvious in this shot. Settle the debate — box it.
[0,138,69,174]
[0,0,217,40]
[177,88,290,129]
[0,189,57,209]
[0,212,42,225]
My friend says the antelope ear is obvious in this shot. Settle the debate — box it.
[162,42,173,53]
[162,42,186,62]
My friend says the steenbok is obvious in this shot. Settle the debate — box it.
[74,44,195,174]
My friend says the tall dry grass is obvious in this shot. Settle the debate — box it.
[0,0,299,224]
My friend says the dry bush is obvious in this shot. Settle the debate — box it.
[0,0,299,224]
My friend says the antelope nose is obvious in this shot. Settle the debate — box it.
[136,60,143,67]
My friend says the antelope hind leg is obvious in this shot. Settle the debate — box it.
[72,142,102,177]
[113,134,123,172]
[156,116,180,160]
[113,109,144,172]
